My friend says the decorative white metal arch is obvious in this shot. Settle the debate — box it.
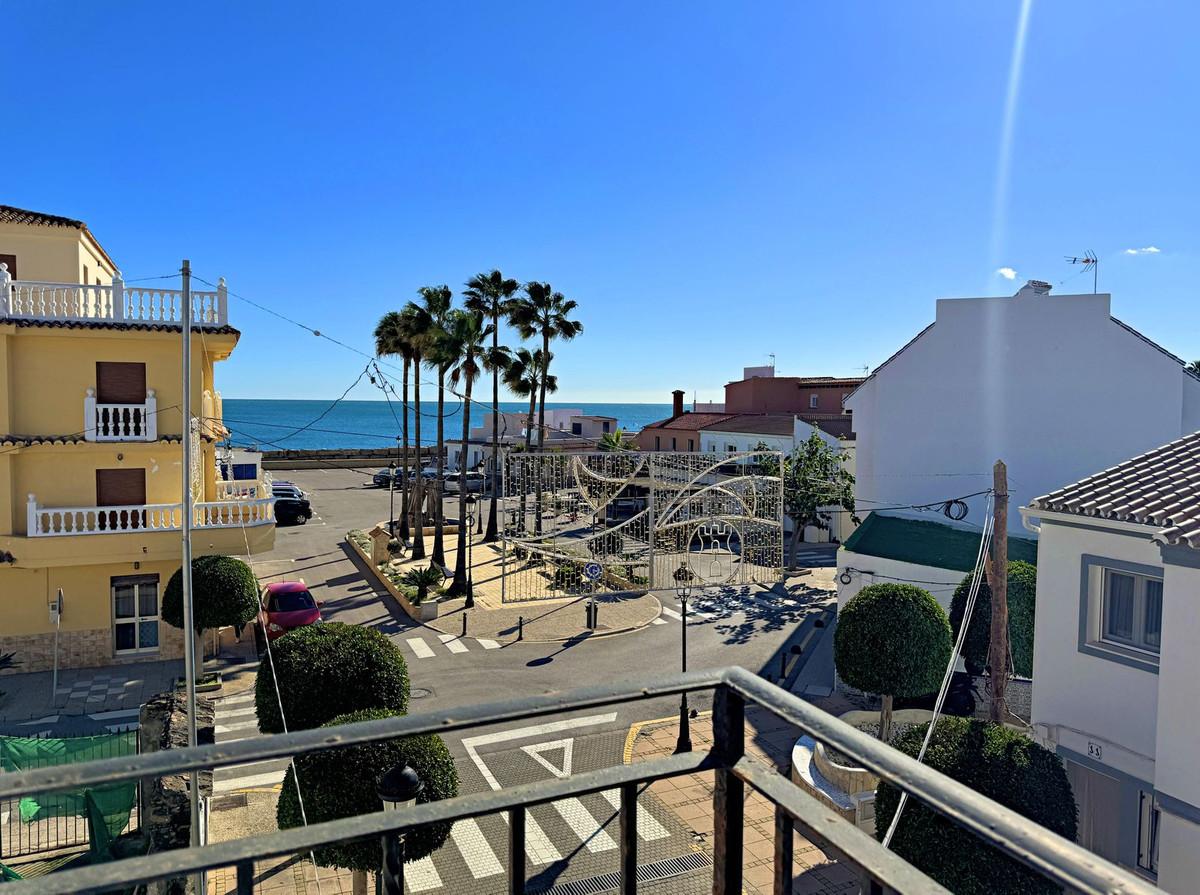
[499,451,784,602]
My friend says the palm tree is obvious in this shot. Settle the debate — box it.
[400,299,435,560]
[598,427,634,451]
[464,270,520,544]
[418,285,454,568]
[373,310,416,542]
[443,309,492,599]
[507,283,583,451]
[503,348,556,533]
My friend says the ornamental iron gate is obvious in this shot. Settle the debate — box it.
[499,451,784,602]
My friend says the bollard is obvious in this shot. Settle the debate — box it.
[461,613,467,638]
[518,616,524,641]
[585,601,592,630]
[592,600,599,629]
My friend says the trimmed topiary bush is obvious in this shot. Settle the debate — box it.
[875,717,1077,895]
[255,623,409,733]
[948,560,1037,677]
[277,708,459,873]
[834,583,952,741]
[162,555,259,634]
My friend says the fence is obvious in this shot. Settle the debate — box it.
[500,451,784,602]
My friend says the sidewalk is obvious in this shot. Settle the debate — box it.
[627,709,858,895]
[426,589,662,642]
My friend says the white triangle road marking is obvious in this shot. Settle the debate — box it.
[521,738,573,778]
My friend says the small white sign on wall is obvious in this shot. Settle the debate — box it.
[1087,741,1103,760]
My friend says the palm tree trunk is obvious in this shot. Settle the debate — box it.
[518,391,534,533]
[398,357,411,542]
[432,367,447,567]
[534,334,549,536]
[451,379,474,595]
[410,355,426,560]
[484,314,500,543]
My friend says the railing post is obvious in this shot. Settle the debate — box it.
[111,271,125,321]
[235,859,254,895]
[773,803,793,895]
[619,782,638,894]
[27,493,38,536]
[380,832,403,894]
[0,262,11,317]
[712,685,745,895]
[83,388,98,441]
[217,276,228,325]
[509,806,526,895]
[145,389,158,441]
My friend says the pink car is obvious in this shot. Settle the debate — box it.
[256,581,323,649]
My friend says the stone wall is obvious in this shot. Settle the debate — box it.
[0,621,186,674]
[138,690,215,895]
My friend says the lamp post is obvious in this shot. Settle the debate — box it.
[673,562,693,754]
[378,761,424,895]
[464,493,477,608]
[388,460,397,536]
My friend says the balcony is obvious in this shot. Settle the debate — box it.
[26,494,274,536]
[83,389,158,442]
[0,268,228,327]
[0,667,1157,895]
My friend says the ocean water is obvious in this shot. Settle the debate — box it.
[222,399,673,452]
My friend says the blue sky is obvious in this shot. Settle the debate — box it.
[6,2,1198,403]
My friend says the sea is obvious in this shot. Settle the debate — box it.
[222,399,673,452]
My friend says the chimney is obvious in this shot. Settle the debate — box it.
[1016,279,1053,297]
[672,389,685,418]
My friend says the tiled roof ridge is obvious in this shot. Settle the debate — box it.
[0,204,86,229]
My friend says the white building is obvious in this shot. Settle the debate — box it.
[1022,432,1200,890]
[845,281,1200,531]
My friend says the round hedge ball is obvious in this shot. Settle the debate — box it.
[277,708,460,872]
[255,622,409,733]
[834,583,951,699]
[948,560,1037,677]
[875,716,1077,895]
[162,555,259,633]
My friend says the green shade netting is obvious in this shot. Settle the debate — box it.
[0,732,138,860]
[0,862,22,882]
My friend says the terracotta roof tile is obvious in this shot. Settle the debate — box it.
[641,412,737,431]
[8,319,239,336]
[1030,430,1200,549]
[0,205,86,229]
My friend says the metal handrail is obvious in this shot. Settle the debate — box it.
[0,666,1159,895]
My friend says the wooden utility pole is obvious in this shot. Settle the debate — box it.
[988,460,1009,722]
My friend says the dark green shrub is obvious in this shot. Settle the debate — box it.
[875,717,1076,895]
[162,555,259,633]
[553,563,582,591]
[277,709,459,871]
[255,623,409,733]
[948,560,1037,677]
[834,583,951,740]
[401,565,444,603]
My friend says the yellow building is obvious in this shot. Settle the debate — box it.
[0,205,274,671]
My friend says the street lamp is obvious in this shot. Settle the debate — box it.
[673,562,693,754]
[378,761,424,895]
[464,493,477,608]
[388,460,397,537]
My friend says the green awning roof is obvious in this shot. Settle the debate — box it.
[841,512,1037,573]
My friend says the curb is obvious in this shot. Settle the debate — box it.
[623,709,713,764]
[423,593,665,645]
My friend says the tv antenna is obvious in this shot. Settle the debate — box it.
[768,353,776,371]
[1066,250,1098,293]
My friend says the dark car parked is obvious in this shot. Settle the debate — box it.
[274,495,313,525]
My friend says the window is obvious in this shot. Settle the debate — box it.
[688,439,694,451]
[571,422,582,435]
[1102,569,1162,653]
[727,444,736,453]
[83,264,89,284]
[1137,791,1160,876]
[96,362,147,404]
[113,575,159,654]
[654,436,660,450]
[671,437,677,450]
[602,421,611,433]
[0,253,16,278]
[809,394,819,409]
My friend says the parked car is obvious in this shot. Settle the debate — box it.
[407,466,439,482]
[373,468,400,488]
[274,495,313,525]
[272,481,304,500]
[256,581,323,650]
[446,471,488,493]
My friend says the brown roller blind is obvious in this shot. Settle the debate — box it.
[0,254,15,278]
[96,362,146,404]
[96,469,146,507]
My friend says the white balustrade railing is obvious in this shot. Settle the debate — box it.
[84,389,158,441]
[0,265,228,326]
[214,479,269,500]
[27,494,274,536]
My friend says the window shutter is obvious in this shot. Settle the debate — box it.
[96,362,147,404]
[96,469,147,506]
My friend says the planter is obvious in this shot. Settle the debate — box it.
[175,672,222,693]
[346,532,441,622]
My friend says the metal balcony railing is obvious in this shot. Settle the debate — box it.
[0,667,1158,895]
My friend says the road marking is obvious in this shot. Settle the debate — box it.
[88,707,141,721]
[651,617,667,625]
[798,627,818,653]
[522,814,561,864]
[462,713,618,789]
[404,856,442,891]
[599,788,670,841]
[553,798,616,852]
[214,770,286,793]
[660,606,682,621]
[521,739,573,778]
[406,638,436,659]
[214,719,258,736]
[476,638,501,650]
[17,715,60,725]
[218,705,257,720]
[437,634,470,654]
[450,819,504,878]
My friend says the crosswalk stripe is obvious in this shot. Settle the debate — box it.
[214,770,286,793]
[214,719,258,736]
[651,618,667,625]
[218,706,257,720]
[476,638,501,650]
[599,789,670,841]
[404,856,442,892]
[450,819,504,879]
[522,813,561,865]
[437,634,470,654]
[552,797,616,853]
[220,692,256,707]
[660,606,682,621]
[407,637,436,659]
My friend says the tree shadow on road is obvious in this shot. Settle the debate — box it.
[686,581,833,647]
